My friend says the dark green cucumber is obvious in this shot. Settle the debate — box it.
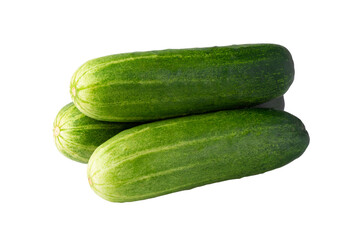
[71,44,294,122]
[87,108,309,202]
[53,103,138,163]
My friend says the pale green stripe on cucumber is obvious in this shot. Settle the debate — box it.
[53,103,139,163]
[87,108,309,202]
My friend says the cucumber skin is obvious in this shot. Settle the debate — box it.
[71,44,294,122]
[87,108,309,202]
[53,103,138,163]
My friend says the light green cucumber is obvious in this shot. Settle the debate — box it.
[88,108,309,202]
[53,103,138,163]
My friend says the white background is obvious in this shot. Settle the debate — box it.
[1,0,359,239]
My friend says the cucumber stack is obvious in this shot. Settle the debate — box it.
[53,44,309,202]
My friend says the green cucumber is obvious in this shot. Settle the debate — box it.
[87,108,309,202]
[53,103,138,163]
[71,44,294,122]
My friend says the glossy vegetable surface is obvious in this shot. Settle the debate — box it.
[71,44,294,122]
[53,103,138,163]
[88,108,309,202]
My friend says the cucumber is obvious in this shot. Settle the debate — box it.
[87,108,309,202]
[53,103,138,163]
[71,44,294,122]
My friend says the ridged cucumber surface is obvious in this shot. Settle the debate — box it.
[87,108,309,202]
[71,44,294,122]
[53,103,138,163]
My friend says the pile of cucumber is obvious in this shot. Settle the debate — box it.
[54,44,309,202]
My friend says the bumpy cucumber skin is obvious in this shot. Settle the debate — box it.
[71,44,294,122]
[53,103,138,163]
[87,108,309,202]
